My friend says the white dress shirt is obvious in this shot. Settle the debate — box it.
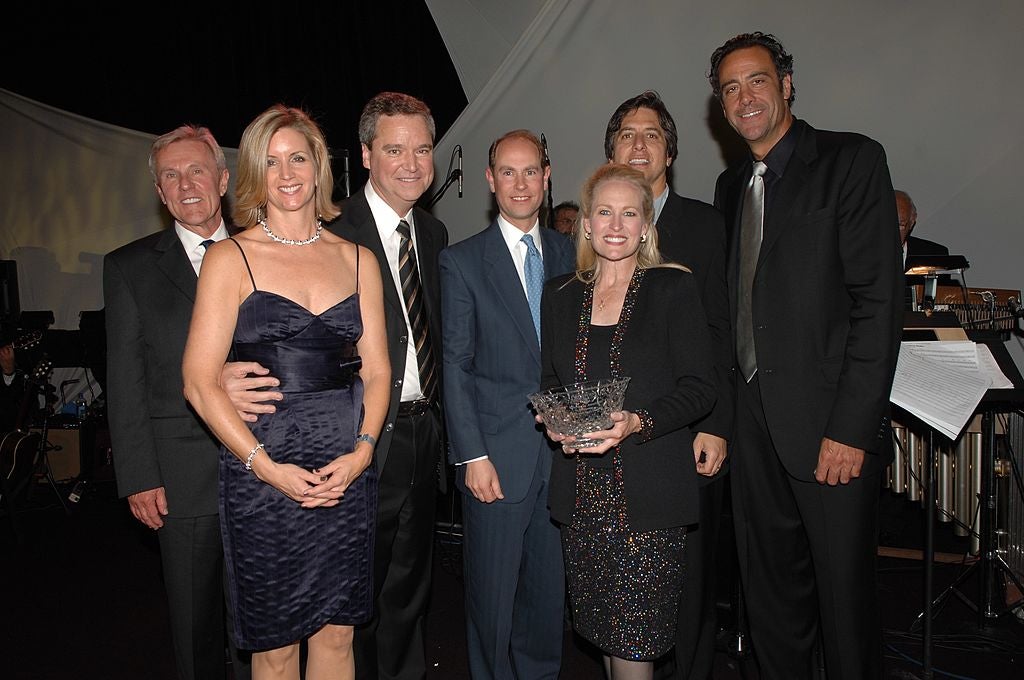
[496,215,544,299]
[175,220,230,276]
[365,181,426,403]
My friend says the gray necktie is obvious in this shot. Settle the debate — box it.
[737,161,767,383]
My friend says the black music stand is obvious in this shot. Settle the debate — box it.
[909,332,1024,677]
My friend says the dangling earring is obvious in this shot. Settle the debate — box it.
[640,232,648,243]
[584,231,592,240]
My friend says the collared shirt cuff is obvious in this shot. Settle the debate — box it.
[456,454,489,466]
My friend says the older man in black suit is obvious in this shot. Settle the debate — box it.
[104,125,247,680]
[708,32,902,679]
[604,91,731,680]
[896,189,950,265]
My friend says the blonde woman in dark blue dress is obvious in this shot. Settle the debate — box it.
[183,105,390,680]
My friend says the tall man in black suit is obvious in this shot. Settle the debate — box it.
[440,130,575,680]
[104,125,247,680]
[708,33,902,679]
[604,91,731,680]
[340,92,448,680]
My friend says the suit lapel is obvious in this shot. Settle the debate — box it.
[411,207,442,327]
[154,227,198,301]
[540,227,571,280]
[483,222,540,362]
[335,193,404,318]
[758,121,815,267]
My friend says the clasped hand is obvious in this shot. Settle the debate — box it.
[537,410,639,456]
[254,448,372,508]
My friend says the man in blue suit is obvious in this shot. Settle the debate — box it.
[440,129,575,680]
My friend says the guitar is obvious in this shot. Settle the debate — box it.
[12,330,43,351]
[0,357,54,485]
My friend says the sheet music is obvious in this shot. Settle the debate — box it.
[890,343,992,440]
[975,344,1015,389]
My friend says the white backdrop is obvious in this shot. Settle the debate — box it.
[2,0,1022,379]
[426,0,1024,368]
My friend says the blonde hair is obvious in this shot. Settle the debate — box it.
[233,104,340,227]
[573,163,686,284]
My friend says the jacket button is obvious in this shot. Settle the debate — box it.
[394,379,403,388]
[399,335,407,344]
[385,423,394,432]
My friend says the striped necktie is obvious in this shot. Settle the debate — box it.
[396,219,438,401]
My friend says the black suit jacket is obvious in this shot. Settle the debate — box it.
[104,227,220,516]
[906,235,950,259]
[714,119,903,480]
[541,268,716,531]
[656,191,732,441]
[328,187,448,476]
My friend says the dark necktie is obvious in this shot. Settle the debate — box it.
[201,239,215,250]
[396,219,438,401]
[521,233,543,341]
[737,161,767,383]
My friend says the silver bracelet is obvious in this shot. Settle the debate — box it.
[245,442,265,471]
[355,433,376,449]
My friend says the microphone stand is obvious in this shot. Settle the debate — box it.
[541,133,554,230]
[425,145,463,209]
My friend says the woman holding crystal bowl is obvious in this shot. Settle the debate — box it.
[537,163,716,680]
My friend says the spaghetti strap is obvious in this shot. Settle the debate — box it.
[228,237,258,293]
[355,243,360,295]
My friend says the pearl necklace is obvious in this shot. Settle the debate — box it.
[260,218,324,246]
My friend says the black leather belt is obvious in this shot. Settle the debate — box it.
[397,398,433,417]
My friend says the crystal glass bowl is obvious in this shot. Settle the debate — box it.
[528,377,631,448]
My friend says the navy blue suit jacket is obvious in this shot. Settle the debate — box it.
[439,222,575,503]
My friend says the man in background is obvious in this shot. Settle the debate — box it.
[551,200,579,236]
[896,189,950,264]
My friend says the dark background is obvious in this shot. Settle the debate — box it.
[2,2,468,191]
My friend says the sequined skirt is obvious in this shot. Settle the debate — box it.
[562,463,687,661]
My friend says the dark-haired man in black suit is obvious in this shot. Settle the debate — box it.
[708,32,902,679]
[604,91,731,680]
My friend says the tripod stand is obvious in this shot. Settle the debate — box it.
[909,336,1024,678]
[26,407,72,515]
[919,409,1024,624]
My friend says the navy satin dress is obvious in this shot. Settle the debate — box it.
[220,284,377,651]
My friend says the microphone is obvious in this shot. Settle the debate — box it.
[540,133,553,229]
[457,145,463,198]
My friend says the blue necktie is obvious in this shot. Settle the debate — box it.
[522,233,543,341]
